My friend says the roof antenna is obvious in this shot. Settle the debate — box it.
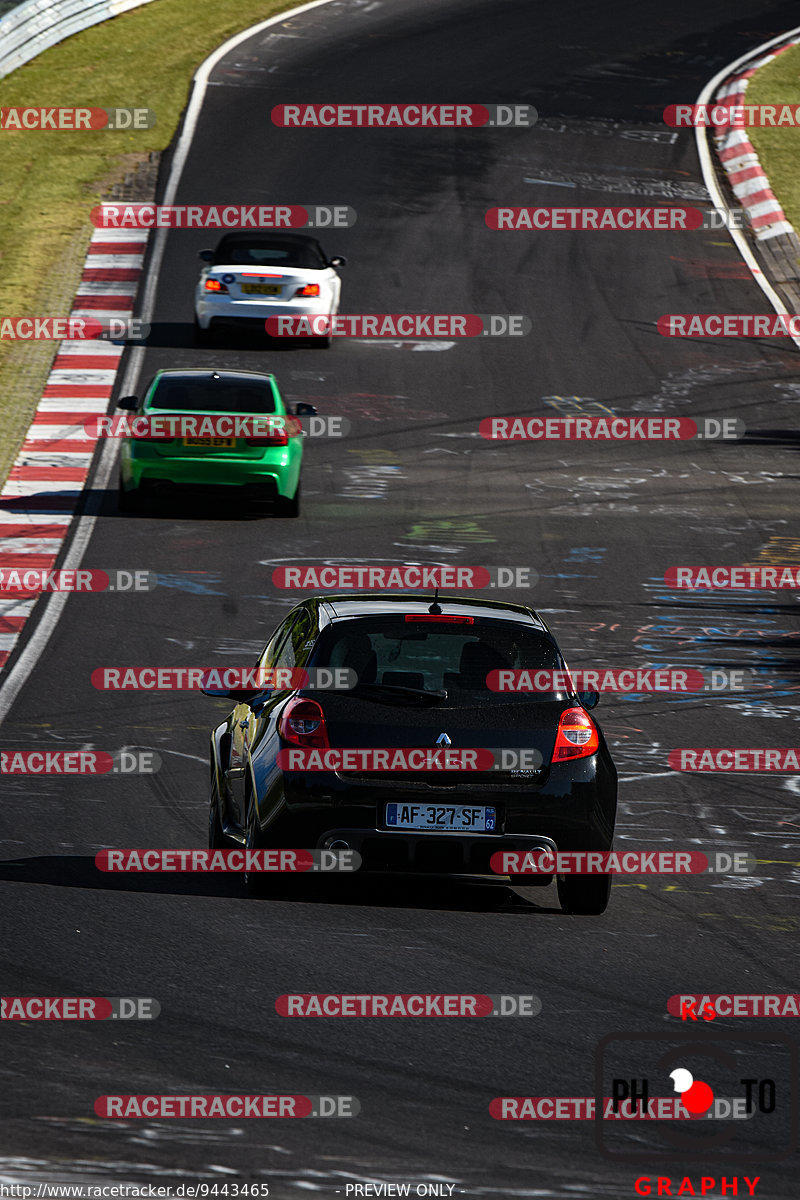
[428,587,442,615]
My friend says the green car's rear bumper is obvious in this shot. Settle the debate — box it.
[119,439,302,500]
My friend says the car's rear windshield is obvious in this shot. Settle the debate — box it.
[214,240,327,269]
[308,617,567,698]
[145,376,278,414]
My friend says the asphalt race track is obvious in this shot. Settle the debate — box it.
[2,0,800,1194]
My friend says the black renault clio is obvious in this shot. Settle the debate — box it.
[203,594,618,913]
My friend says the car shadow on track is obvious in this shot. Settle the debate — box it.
[0,855,562,914]
[87,486,282,521]
[136,323,326,353]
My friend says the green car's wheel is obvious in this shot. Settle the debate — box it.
[276,482,300,518]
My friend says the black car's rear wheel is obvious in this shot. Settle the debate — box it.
[557,872,611,915]
[244,794,277,897]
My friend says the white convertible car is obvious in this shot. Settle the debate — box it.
[193,231,346,346]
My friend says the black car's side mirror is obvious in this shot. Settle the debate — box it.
[578,690,599,710]
[117,394,138,410]
[329,256,346,268]
[198,249,214,262]
[294,402,318,416]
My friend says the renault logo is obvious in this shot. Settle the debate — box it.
[436,732,452,747]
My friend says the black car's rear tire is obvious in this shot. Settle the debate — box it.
[557,872,611,915]
[244,795,276,897]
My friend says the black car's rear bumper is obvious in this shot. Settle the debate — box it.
[248,753,617,875]
[314,827,558,876]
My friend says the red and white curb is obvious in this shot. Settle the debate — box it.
[713,37,800,240]
[0,227,149,671]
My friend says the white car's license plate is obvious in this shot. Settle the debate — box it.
[241,283,282,295]
[385,803,497,832]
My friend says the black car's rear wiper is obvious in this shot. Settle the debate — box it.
[349,682,448,706]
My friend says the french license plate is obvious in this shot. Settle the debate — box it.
[385,803,497,832]
[181,436,235,447]
[241,283,282,295]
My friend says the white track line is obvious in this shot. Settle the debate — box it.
[0,0,337,726]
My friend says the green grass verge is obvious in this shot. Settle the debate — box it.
[0,0,302,489]
[740,44,800,232]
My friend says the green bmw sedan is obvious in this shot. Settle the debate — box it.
[117,368,308,516]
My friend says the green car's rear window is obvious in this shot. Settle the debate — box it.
[147,377,278,413]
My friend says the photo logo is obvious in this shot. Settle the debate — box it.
[595,1031,797,1161]
[669,1067,714,1116]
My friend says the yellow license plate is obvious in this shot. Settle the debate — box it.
[241,283,282,295]
[182,437,235,447]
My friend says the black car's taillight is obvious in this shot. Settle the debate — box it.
[278,697,329,748]
[552,707,599,761]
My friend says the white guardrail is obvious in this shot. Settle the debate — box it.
[0,0,154,80]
